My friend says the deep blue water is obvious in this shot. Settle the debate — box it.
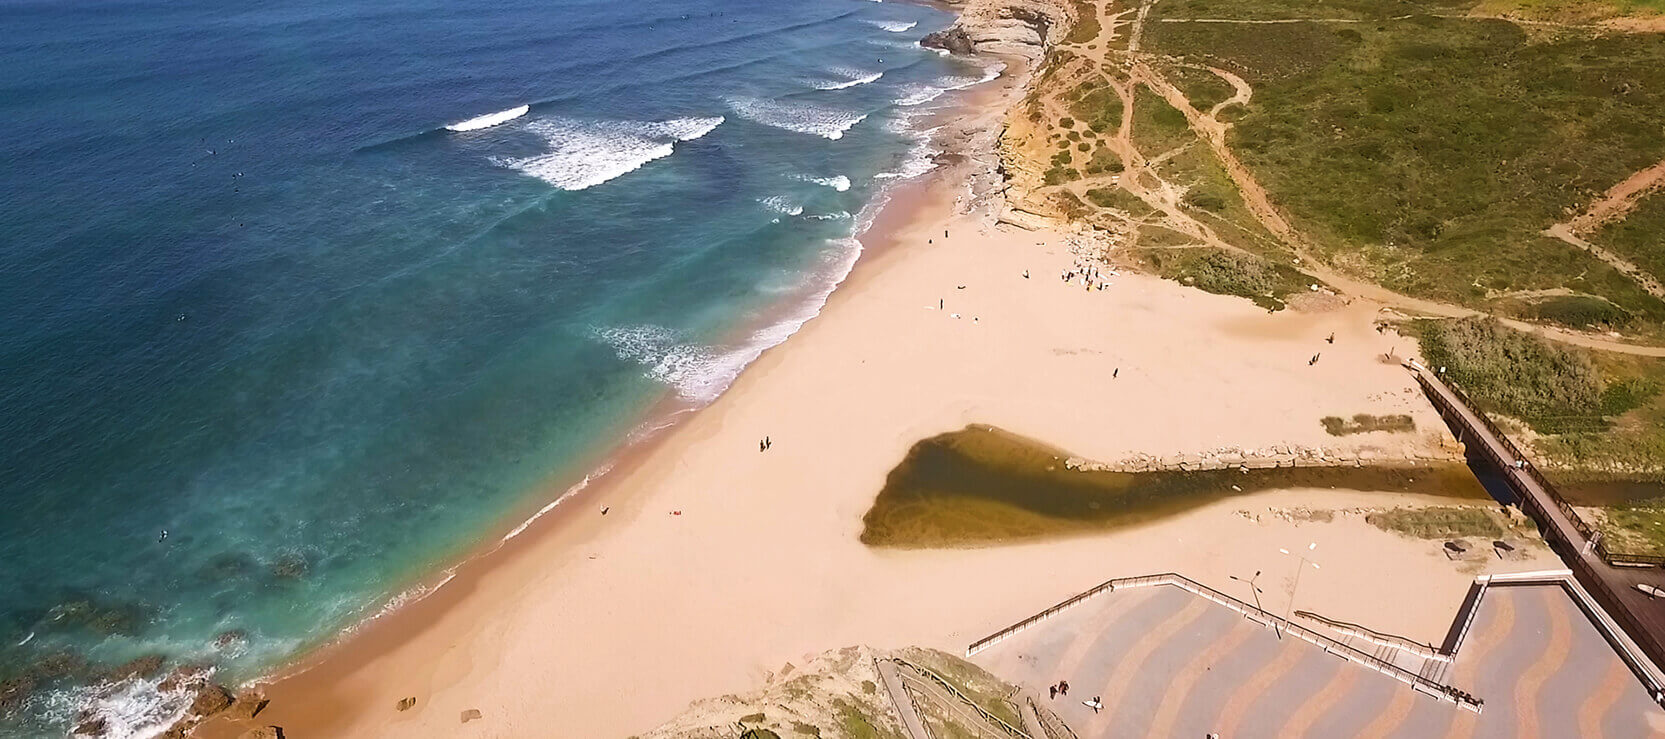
[0,0,993,733]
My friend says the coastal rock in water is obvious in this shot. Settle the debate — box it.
[72,716,108,737]
[157,664,211,693]
[101,654,166,682]
[920,26,975,54]
[31,650,89,680]
[215,629,249,649]
[269,553,308,580]
[0,675,37,709]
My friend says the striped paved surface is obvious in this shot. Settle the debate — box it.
[971,584,1665,738]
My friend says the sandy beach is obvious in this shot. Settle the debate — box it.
[195,51,1564,739]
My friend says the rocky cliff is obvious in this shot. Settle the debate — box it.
[922,0,1075,61]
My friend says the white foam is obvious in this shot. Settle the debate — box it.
[728,97,869,140]
[875,139,940,180]
[758,195,805,217]
[796,174,852,192]
[444,104,530,132]
[594,325,739,402]
[500,462,616,543]
[895,84,949,107]
[493,115,724,190]
[811,68,885,90]
[49,669,207,739]
[864,19,917,32]
[807,210,854,221]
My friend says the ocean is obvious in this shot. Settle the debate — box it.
[0,0,997,734]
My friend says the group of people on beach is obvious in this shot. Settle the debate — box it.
[1048,680,1106,714]
[757,436,771,452]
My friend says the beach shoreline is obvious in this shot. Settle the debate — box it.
[191,19,1554,739]
[185,34,1036,739]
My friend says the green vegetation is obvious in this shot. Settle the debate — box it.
[899,648,1023,730]
[1167,65,1238,110]
[1084,146,1124,175]
[1593,192,1665,294]
[1522,295,1633,330]
[1069,83,1125,134]
[1142,247,1306,309]
[832,698,895,739]
[1131,85,1194,156]
[1321,414,1417,435]
[1044,150,1079,186]
[1416,316,1665,473]
[1417,317,1607,432]
[1366,506,1506,539]
[1066,0,1102,44]
[1592,501,1665,558]
[861,425,1488,547]
[1086,186,1155,217]
[1147,11,1665,326]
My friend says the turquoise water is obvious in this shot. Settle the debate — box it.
[0,0,995,733]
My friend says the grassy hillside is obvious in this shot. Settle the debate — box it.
[1148,11,1665,326]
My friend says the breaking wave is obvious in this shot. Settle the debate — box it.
[864,19,917,32]
[727,97,868,140]
[758,195,805,217]
[492,115,724,190]
[796,174,852,192]
[811,67,884,90]
[444,104,530,132]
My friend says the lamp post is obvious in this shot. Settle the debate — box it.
[1230,569,1278,639]
[1279,543,1320,628]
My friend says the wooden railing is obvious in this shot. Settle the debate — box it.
[892,657,1031,739]
[1412,372,1665,566]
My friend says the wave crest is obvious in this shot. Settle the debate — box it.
[444,104,530,132]
[864,19,917,32]
[493,116,723,191]
[727,97,868,140]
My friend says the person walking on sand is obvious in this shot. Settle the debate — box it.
[765,436,771,450]
[1049,685,1057,699]
[1113,368,1119,378]
[760,439,765,453]
[1059,680,1069,696]
[939,298,944,310]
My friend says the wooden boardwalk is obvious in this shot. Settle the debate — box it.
[1413,366,1665,701]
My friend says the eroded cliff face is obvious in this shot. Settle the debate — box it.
[923,0,1074,61]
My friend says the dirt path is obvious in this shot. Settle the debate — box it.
[1540,157,1665,299]
[1560,156,1665,233]
[1013,0,1665,355]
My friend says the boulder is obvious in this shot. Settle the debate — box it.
[460,708,484,723]
[71,717,108,737]
[396,696,418,711]
[228,690,270,720]
[190,684,234,717]
[920,26,976,54]
[237,726,284,739]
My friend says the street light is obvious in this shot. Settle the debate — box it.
[1279,542,1320,628]
[1230,569,1279,639]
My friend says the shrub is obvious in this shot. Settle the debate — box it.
[1418,317,1602,430]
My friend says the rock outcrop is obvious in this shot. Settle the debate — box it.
[926,0,1074,60]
